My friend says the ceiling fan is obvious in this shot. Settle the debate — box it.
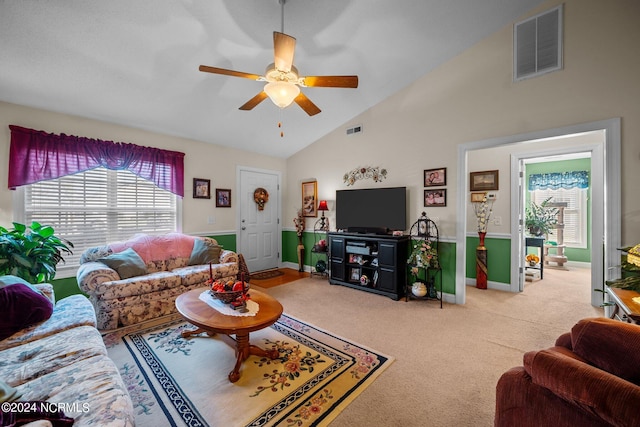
[199,0,358,116]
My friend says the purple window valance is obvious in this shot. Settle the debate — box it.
[8,125,185,197]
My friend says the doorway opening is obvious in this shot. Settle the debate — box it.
[519,151,593,301]
[455,119,621,306]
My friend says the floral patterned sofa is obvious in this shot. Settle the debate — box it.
[0,283,134,426]
[77,233,239,330]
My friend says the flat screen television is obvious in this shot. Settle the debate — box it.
[335,187,407,234]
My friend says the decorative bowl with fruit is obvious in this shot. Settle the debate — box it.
[208,279,249,304]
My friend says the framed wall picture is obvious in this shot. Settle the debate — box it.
[193,178,210,199]
[470,170,499,191]
[216,189,231,207]
[301,180,318,217]
[424,167,446,187]
[470,192,487,203]
[424,189,447,207]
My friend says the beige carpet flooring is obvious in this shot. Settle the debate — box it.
[252,265,602,427]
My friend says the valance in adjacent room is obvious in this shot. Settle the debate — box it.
[8,125,185,197]
[528,171,589,191]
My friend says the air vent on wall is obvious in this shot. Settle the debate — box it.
[514,4,563,81]
[346,125,362,136]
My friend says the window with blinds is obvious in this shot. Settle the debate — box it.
[23,167,178,275]
[531,188,587,248]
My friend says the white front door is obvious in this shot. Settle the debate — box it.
[238,168,280,273]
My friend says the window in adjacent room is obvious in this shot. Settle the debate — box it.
[18,167,178,277]
[531,187,587,248]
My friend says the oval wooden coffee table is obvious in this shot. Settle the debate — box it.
[175,287,283,383]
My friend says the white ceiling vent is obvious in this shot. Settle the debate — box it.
[346,125,363,136]
[514,4,563,81]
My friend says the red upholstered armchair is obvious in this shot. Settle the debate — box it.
[495,317,640,427]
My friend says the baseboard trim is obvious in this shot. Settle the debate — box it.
[282,261,309,272]
[466,278,511,292]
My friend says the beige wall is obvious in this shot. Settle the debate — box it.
[0,101,286,234]
[286,0,640,245]
[2,0,639,247]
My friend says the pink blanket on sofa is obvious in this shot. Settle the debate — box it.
[109,233,196,264]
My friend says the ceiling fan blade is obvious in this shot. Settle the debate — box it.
[303,75,359,88]
[239,91,269,110]
[294,92,321,116]
[199,65,261,80]
[273,32,296,72]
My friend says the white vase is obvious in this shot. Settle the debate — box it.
[412,282,427,297]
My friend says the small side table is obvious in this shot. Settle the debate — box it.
[525,237,545,279]
[606,286,640,324]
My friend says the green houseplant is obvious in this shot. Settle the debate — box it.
[0,221,73,283]
[525,197,559,236]
[604,245,640,292]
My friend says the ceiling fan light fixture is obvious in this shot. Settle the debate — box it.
[198,0,357,116]
[264,81,300,108]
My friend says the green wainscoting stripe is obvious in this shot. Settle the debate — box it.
[466,236,511,284]
[562,247,591,263]
[51,276,84,300]
[57,231,456,301]
[282,230,323,266]
[209,234,236,252]
[282,230,299,264]
[437,241,456,294]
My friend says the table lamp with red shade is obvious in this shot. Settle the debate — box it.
[317,200,329,230]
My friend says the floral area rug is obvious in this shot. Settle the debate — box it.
[103,314,394,426]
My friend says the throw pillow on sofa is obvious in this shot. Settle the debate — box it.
[98,247,147,279]
[0,276,54,340]
[188,238,221,265]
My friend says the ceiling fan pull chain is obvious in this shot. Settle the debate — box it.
[278,108,286,137]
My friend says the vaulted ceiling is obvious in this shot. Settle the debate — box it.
[0,0,544,158]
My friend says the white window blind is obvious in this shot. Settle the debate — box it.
[532,188,587,248]
[23,167,177,275]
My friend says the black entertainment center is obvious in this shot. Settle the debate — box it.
[328,232,409,300]
[328,186,409,300]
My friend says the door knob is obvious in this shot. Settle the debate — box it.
[241,226,246,230]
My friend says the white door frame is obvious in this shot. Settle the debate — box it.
[455,118,621,305]
[510,142,603,306]
[236,165,282,268]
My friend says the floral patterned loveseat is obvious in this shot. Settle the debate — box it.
[0,283,134,426]
[77,233,239,330]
